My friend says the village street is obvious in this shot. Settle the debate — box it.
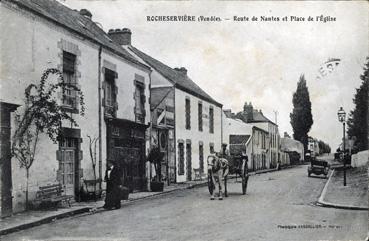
[2,165,367,241]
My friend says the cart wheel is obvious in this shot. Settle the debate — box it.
[207,172,214,195]
[242,165,248,195]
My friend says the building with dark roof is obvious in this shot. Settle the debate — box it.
[106,28,223,183]
[235,102,281,169]
[222,113,269,171]
[1,0,152,215]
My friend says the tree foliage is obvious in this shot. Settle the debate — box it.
[290,74,314,152]
[11,68,85,208]
[317,139,331,154]
[347,57,369,152]
[147,146,164,182]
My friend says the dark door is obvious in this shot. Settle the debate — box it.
[108,121,146,192]
[186,143,192,181]
[0,103,18,217]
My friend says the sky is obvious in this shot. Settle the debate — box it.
[62,0,368,149]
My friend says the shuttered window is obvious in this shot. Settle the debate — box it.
[178,143,184,175]
[185,98,191,130]
[209,106,214,134]
[62,51,77,109]
[198,102,203,132]
[104,69,116,108]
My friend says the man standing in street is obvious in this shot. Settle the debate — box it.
[103,160,122,210]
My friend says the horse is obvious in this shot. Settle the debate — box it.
[207,154,229,200]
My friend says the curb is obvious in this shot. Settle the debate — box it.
[0,207,90,236]
[0,165,298,236]
[316,169,368,211]
[0,181,207,236]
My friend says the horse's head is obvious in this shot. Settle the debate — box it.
[207,155,217,170]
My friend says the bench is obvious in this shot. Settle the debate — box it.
[34,183,73,208]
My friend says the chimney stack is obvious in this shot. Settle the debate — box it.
[108,28,132,46]
[243,102,254,122]
[79,9,92,19]
[174,67,187,75]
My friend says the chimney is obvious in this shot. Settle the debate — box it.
[174,67,187,75]
[243,102,253,122]
[108,28,132,46]
[79,9,92,19]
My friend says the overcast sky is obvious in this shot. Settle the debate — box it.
[63,0,368,149]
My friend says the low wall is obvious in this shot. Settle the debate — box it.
[351,150,369,168]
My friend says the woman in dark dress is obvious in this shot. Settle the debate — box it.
[103,160,122,209]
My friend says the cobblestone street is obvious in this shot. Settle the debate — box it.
[2,165,367,241]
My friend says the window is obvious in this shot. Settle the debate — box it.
[135,81,145,123]
[185,98,191,130]
[199,143,204,173]
[62,51,77,109]
[209,107,214,133]
[210,143,214,154]
[178,143,184,175]
[198,102,203,131]
[104,69,116,108]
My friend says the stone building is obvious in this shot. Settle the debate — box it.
[0,0,151,215]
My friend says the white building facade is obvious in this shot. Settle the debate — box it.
[0,0,151,215]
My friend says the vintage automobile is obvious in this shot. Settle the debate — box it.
[308,159,330,178]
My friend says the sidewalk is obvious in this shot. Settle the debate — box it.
[0,180,207,236]
[0,166,290,236]
[317,165,368,210]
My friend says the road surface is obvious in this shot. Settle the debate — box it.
[3,165,367,241]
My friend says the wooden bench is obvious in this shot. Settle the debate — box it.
[34,183,73,208]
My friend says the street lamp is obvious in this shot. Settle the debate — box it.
[337,107,346,186]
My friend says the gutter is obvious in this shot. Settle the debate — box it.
[98,45,102,187]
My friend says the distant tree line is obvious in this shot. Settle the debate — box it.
[347,57,369,152]
[317,140,331,154]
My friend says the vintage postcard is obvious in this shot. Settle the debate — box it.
[0,0,368,240]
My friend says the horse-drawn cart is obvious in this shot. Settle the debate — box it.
[207,153,249,198]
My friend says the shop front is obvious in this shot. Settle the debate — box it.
[106,118,148,192]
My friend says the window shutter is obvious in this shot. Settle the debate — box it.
[56,150,61,161]
[79,151,83,161]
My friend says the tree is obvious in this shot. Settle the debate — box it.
[290,74,313,152]
[147,146,164,182]
[318,139,331,154]
[11,68,85,209]
[347,57,369,151]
